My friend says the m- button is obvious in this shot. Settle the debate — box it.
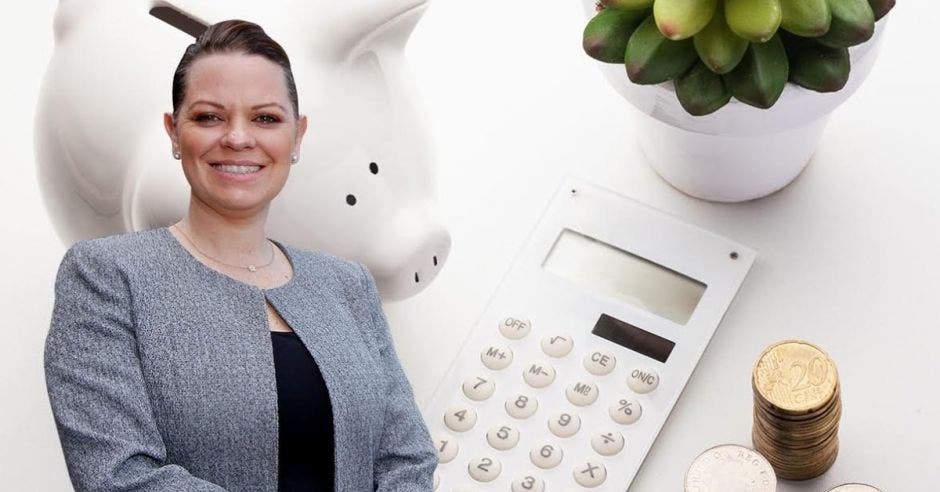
[627,367,660,394]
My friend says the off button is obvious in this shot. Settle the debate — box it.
[627,368,660,394]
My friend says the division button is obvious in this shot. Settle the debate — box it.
[505,392,539,419]
[499,316,532,340]
[565,381,599,407]
[467,456,502,482]
[444,404,477,432]
[627,367,660,394]
[462,374,496,401]
[529,441,564,469]
[583,348,617,376]
[523,360,556,388]
[547,411,582,438]
[480,343,514,370]
[433,434,459,463]
[486,424,520,451]
[590,429,625,456]
[541,333,574,357]
[609,397,642,425]
[573,460,607,488]
[511,474,545,492]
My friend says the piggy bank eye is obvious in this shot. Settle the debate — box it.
[346,195,357,206]
[369,162,379,175]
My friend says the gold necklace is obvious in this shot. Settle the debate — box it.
[173,224,275,273]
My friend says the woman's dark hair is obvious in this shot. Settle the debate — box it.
[171,19,299,122]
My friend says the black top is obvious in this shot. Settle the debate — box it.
[271,331,335,492]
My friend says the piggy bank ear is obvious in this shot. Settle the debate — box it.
[339,0,430,61]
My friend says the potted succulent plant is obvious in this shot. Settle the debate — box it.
[581,0,895,202]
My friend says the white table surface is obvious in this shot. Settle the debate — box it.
[394,1,940,491]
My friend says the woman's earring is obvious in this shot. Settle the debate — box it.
[290,154,299,165]
[173,148,181,160]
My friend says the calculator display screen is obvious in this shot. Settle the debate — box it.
[592,313,675,362]
[542,229,706,325]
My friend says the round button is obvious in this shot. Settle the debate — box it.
[591,429,625,456]
[486,424,520,451]
[480,343,513,370]
[444,404,477,432]
[627,367,660,394]
[573,460,607,487]
[522,361,556,388]
[433,469,440,490]
[547,411,581,438]
[511,474,545,492]
[565,381,599,406]
[433,434,459,463]
[467,456,501,482]
[462,375,496,401]
[498,316,531,340]
[505,392,539,419]
[529,441,563,469]
[609,397,642,425]
[541,333,574,357]
[583,348,617,376]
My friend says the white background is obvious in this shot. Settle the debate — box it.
[3,1,938,490]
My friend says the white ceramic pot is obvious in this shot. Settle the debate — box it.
[581,2,889,202]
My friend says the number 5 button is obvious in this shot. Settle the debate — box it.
[467,456,501,482]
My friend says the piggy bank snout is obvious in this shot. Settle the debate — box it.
[367,209,450,302]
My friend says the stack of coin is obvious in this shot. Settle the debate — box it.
[751,339,841,480]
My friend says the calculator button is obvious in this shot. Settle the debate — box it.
[462,375,496,401]
[573,459,607,488]
[582,348,617,376]
[548,411,582,438]
[505,392,539,419]
[499,316,531,340]
[433,434,459,463]
[591,429,625,456]
[627,367,660,394]
[511,474,545,492]
[467,456,501,482]
[609,397,642,425]
[480,343,514,370]
[486,424,520,451]
[433,469,440,490]
[541,333,574,357]
[565,381,599,406]
[444,404,477,432]
[522,361,556,388]
[529,441,564,469]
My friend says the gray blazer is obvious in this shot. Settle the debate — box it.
[43,226,436,491]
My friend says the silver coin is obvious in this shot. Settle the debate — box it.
[684,444,776,492]
[826,484,882,492]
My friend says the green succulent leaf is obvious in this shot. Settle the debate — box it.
[625,15,699,84]
[725,0,783,43]
[868,0,895,20]
[675,60,733,115]
[816,0,875,47]
[653,0,719,41]
[723,34,790,108]
[693,2,749,74]
[781,32,851,91]
[781,0,832,37]
[601,0,655,10]
[583,8,650,63]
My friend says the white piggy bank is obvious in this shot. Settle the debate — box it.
[35,0,450,301]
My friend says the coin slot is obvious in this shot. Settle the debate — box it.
[150,5,208,38]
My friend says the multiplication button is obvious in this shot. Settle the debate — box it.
[485,424,520,451]
[461,375,496,401]
[480,342,513,370]
[565,381,599,407]
[444,404,477,432]
[499,316,531,340]
[467,456,501,482]
[529,441,564,469]
[541,333,574,357]
[590,429,625,456]
[573,459,607,488]
[511,475,545,492]
[522,360,556,388]
[627,367,660,394]
[505,392,539,419]
[547,411,581,438]
[583,348,616,376]
[433,434,459,463]
[609,397,642,425]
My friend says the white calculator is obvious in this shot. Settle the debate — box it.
[423,176,756,491]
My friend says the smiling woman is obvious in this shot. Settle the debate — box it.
[43,19,436,492]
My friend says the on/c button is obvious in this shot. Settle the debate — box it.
[627,368,660,394]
